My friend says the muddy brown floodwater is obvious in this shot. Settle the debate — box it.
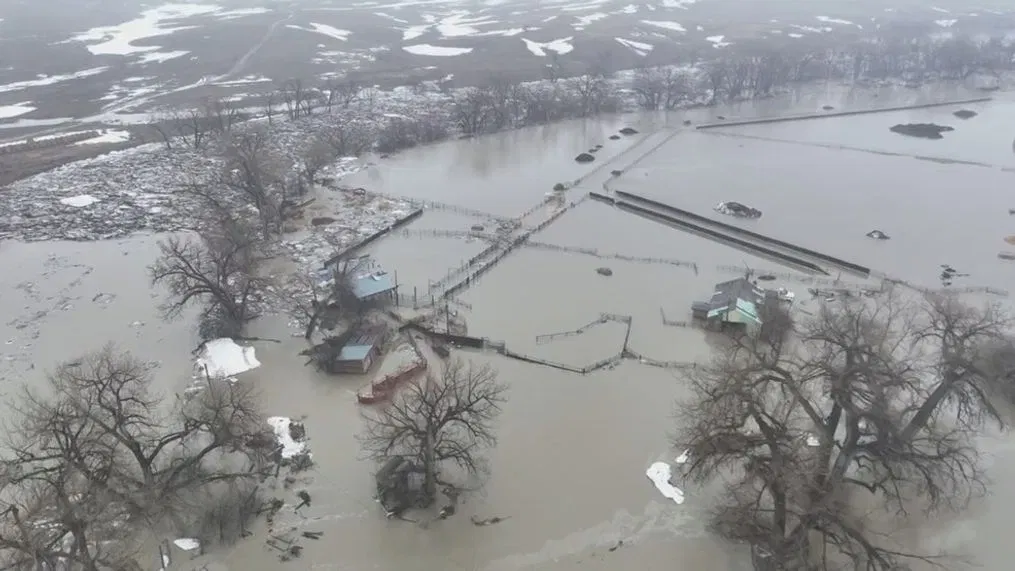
[2,80,1014,571]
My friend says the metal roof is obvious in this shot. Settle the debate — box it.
[338,344,374,361]
[352,271,395,300]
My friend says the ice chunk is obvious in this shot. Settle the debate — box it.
[267,416,309,459]
[675,449,689,464]
[806,435,820,447]
[173,538,200,551]
[60,194,100,207]
[195,338,260,379]
[646,462,684,504]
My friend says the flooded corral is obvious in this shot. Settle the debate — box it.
[3,84,1015,570]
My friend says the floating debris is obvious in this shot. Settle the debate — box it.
[953,109,977,119]
[619,127,639,135]
[889,123,954,139]
[822,105,835,110]
[575,152,595,163]
[609,134,621,140]
[866,229,890,240]
[714,200,762,219]
[596,267,613,276]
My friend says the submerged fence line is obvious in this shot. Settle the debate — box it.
[694,97,993,129]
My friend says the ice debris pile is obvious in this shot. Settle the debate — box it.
[714,200,762,219]
[267,416,312,465]
[645,462,685,504]
[0,90,445,242]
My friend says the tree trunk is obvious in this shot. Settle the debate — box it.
[423,428,438,505]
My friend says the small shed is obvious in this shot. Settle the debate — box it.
[334,343,380,374]
[351,271,396,302]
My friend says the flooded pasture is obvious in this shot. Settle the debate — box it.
[3,85,1015,570]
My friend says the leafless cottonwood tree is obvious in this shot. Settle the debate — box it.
[359,360,507,512]
[279,79,319,120]
[219,129,297,236]
[675,289,1013,570]
[322,77,363,111]
[150,225,270,339]
[632,66,691,110]
[0,347,272,569]
[150,107,211,151]
[321,119,371,157]
[202,96,243,134]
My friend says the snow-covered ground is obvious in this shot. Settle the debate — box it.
[195,338,261,379]
[0,0,1006,126]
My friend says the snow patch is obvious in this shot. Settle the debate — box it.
[641,20,685,32]
[267,417,309,459]
[706,35,729,48]
[213,75,272,86]
[574,13,608,30]
[59,194,100,208]
[788,32,803,38]
[136,50,189,64]
[0,67,108,94]
[675,449,689,464]
[286,22,351,41]
[69,4,222,56]
[402,43,473,56]
[646,462,684,504]
[931,7,950,14]
[521,37,574,57]
[935,19,958,28]
[216,8,270,19]
[0,102,35,119]
[76,129,131,145]
[815,16,855,26]
[620,5,638,14]
[615,37,653,56]
[661,0,696,8]
[375,12,408,24]
[195,338,261,379]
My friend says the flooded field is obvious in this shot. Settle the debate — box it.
[3,85,1015,570]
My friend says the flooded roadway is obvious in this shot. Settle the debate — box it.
[2,80,1015,570]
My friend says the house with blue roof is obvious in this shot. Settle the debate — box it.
[691,278,772,333]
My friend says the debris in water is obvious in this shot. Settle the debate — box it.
[866,229,890,240]
[575,152,595,163]
[310,216,336,226]
[609,134,621,140]
[267,417,310,460]
[610,169,622,176]
[953,109,977,119]
[757,274,776,281]
[619,127,638,135]
[889,123,954,139]
[608,539,624,552]
[999,252,1015,261]
[714,200,762,219]
[682,119,692,126]
[596,267,613,276]
[302,531,323,540]
[470,224,484,231]
[552,182,567,191]
[195,338,260,378]
[822,105,835,110]
[471,515,510,526]
[645,462,684,504]
[716,115,726,120]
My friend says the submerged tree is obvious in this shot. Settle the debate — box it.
[359,360,507,516]
[0,346,273,569]
[674,289,1013,570]
[149,224,270,339]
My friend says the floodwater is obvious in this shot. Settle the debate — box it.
[2,81,1015,571]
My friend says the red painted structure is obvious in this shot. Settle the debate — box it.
[356,361,427,404]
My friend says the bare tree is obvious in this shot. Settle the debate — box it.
[219,129,296,236]
[150,107,211,151]
[202,96,242,134]
[279,79,317,120]
[299,136,335,184]
[359,360,507,515]
[149,227,270,339]
[452,87,492,136]
[0,347,272,569]
[675,290,1013,569]
[320,120,371,157]
[322,77,362,112]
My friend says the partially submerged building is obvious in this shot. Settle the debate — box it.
[692,277,774,333]
[332,326,387,373]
